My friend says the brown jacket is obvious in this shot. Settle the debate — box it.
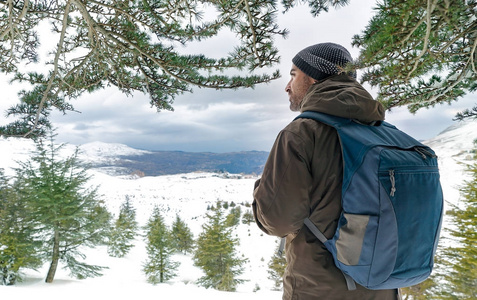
[253,74,398,299]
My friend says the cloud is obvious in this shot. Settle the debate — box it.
[385,95,477,141]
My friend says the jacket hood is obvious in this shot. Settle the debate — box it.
[300,74,385,123]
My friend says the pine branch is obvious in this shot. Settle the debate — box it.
[453,105,477,121]
[354,0,477,113]
[26,1,71,138]
[405,0,437,80]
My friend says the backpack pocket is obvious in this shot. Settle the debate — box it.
[335,213,373,265]
[330,213,383,286]
[378,149,443,280]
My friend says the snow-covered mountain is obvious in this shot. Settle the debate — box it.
[0,138,269,177]
[0,117,476,299]
[0,139,146,172]
[425,118,477,208]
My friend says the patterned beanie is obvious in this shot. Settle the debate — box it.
[292,42,357,81]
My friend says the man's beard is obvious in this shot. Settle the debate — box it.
[289,96,301,112]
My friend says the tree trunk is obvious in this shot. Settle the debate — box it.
[160,251,164,283]
[45,230,60,283]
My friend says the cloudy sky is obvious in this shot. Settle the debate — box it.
[1,0,475,153]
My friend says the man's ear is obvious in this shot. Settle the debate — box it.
[306,74,317,85]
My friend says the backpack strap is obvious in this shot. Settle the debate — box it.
[303,218,327,243]
[304,218,357,291]
[277,237,286,256]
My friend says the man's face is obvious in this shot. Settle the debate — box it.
[285,64,315,112]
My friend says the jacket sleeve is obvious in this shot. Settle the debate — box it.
[252,126,313,237]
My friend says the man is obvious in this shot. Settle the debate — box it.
[252,43,399,299]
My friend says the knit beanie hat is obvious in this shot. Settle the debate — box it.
[292,42,357,81]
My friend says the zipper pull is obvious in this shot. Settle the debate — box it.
[414,147,437,159]
[414,147,427,159]
[389,170,396,197]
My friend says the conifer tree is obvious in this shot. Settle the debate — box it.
[108,196,138,258]
[170,214,194,254]
[194,207,247,291]
[225,206,242,227]
[352,0,477,118]
[431,141,477,299]
[242,209,255,225]
[143,206,179,284]
[13,134,111,283]
[268,242,287,291]
[0,170,41,285]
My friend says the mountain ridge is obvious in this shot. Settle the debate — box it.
[96,150,269,176]
[2,118,476,177]
[1,137,269,176]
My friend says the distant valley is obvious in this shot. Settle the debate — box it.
[91,150,270,176]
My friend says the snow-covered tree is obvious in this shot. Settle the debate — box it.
[13,134,111,283]
[143,206,179,284]
[194,206,247,291]
[108,196,138,258]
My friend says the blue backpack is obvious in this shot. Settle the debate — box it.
[295,111,444,290]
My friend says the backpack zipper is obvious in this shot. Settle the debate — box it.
[414,147,437,159]
[382,166,438,197]
[389,169,396,197]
